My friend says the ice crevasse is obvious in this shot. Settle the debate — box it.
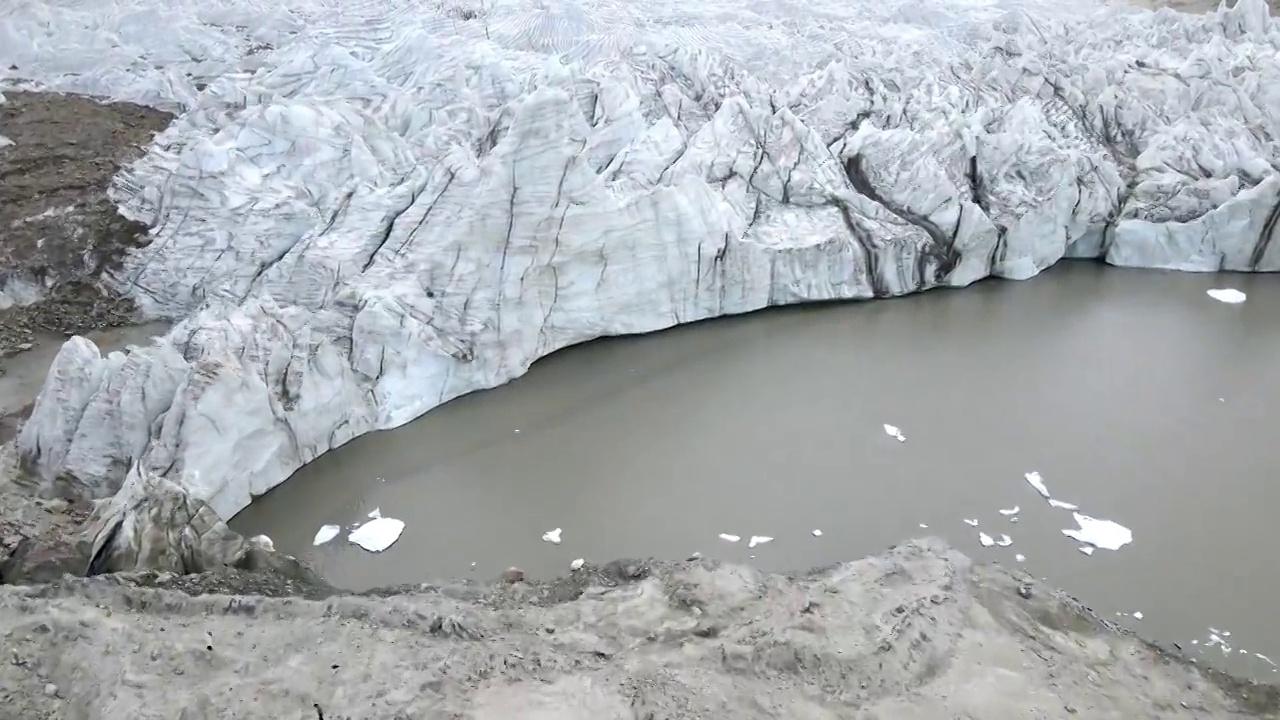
[2,0,1278,564]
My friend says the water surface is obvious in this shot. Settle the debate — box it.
[232,262,1280,678]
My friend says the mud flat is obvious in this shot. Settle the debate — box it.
[1,538,1277,719]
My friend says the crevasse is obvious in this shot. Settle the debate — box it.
[2,0,1277,549]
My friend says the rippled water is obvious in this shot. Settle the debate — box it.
[232,263,1280,678]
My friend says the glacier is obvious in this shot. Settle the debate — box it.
[2,0,1278,566]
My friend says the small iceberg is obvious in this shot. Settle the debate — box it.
[811,529,823,537]
[718,533,741,543]
[1061,512,1133,551]
[1024,472,1050,499]
[1014,553,1026,562]
[883,424,906,442]
[996,534,1013,547]
[978,532,995,547]
[747,535,774,549]
[1206,288,1246,304]
[312,524,341,546]
[998,506,1019,516]
[347,517,405,552]
[570,558,585,571]
[542,528,563,544]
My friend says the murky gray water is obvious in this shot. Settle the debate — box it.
[232,263,1280,678]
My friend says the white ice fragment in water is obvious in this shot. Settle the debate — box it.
[883,424,906,442]
[570,558,584,571]
[347,517,405,552]
[1207,288,1247,304]
[718,533,741,543]
[1015,553,1026,562]
[0,135,14,149]
[963,519,979,527]
[748,535,774,549]
[1132,611,1144,620]
[999,506,1019,516]
[249,535,274,551]
[811,529,822,537]
[1061,512,1133,550]
[1024,472,1050,499]
[1256,653,1277,666]
[1048,499,1079,510]
[312,524,341,546]
[367,507,382,519]
[919,523,929,529]
[541,528,563,544]
[978,532,995,547]
[1078,546,1095,556]
[996,534,1013,547]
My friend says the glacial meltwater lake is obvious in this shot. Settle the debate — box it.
[231,262,1280,679]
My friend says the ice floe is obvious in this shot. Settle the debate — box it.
[718,533,741,543]
[883,424,906,442]
[1048,499,1079,510]
[998,506,1019,516]
[1078,546,1095,556]
[1024,472,1051,499]
[963,519,979,527]
[367,508,382,519]
[570,558,585,571]
[1131,611,1144,620]
[811,529,823,537]
[1206,288,1247,304]
[747,535,774,549]
[978,532,995,548]
[541,527,563,544]
[1061,512,1133,551]
[312,524,341,546]
[347,517,405,553]
[996,534,1013,547]
[1014,554,1026,562]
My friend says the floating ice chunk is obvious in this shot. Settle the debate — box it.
[1048,499,1079,510]
[1061,512,1133,550]
[999,506,1019,516]
[347,517,405,552]
[312,524,341,546]
[919,523,929,529]
[963,518,979,527]
[1257,653,1276,666]
[0,135,14,149]
[368,507,382,519]
[748,535,774,549]
[718,533,741,543]
[1015,554,1026,562]
[570,558,584,571]
[978,532,995,547]
[541,528,563,544]
[1207,288,1247,304]
[996,534,1013,547]
[811,529,822,537]
[1024,472,1051,499]
[1132,611,1144,620]
[249,534,274,551]
[1078,546,1095,556]
[883,424,906,442]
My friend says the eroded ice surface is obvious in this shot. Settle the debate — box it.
[6,0,1280,552]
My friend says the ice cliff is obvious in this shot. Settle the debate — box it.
[3,0,1278,548]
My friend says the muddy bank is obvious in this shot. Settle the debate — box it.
[0,539,1275,719]
[0,91,171,358]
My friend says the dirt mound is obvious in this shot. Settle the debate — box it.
[0,91,171,359]
[0,539,1275,719]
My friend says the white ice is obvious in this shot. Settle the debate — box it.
[541,527,563,544]
[747,535,774,548]
[368,508,382,519]
[1206,288,1247,304]
[811,529,823,537]
[883,424,906,442]
[1014,553,1026,562]
[7,0,1279,545]
[996,534,1012,547]
[1024,472,1051,500]
[312,524,341,546]
[1078,546,1095,556]
[1132,611,1144,620]
[1061,512,1133,551]
[347,517,405,552]
[718,533,741,543]
[998,506,1019,516]
[570,558,585,570]
[978,532,995,547]
[963,519,979,527]
[1048,499,1079,510]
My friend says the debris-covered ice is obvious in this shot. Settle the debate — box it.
[978,532,995,547]
[718,533,741,543]
[883,424,906,442]
[748,535,774,549]
[1061,512,1133,551]
[312,524,341,546]
[541,528,563,544]
[347,517,405,552]
[1206,288,1247,304]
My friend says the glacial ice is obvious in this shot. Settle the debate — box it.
[4,0,1279,555]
